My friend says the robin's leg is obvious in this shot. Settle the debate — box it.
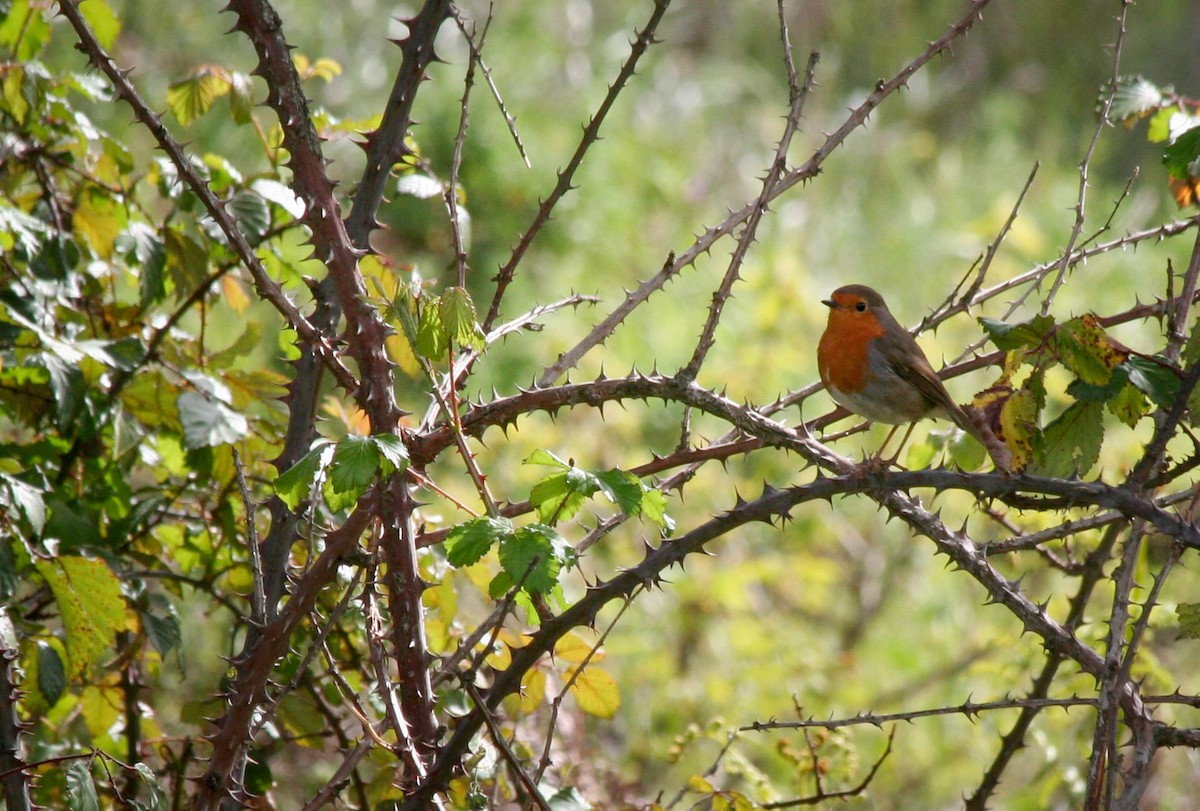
[864,422,915,470]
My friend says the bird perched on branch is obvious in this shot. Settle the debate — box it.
[817,284,1011,471]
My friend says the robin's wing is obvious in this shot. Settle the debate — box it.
[878,331,969,422]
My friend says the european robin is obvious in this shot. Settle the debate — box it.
[817,284,1011,471]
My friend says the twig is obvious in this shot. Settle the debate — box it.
[746,696,1097,733]
[452,5,529,168]
[762,727,896,808]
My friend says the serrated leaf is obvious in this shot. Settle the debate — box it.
[1108,382,1147,428]
[73,185,126,260]
[1164,126,1200,180]
[1148,106,1181,143]
[530,470,592,524]
[979,314,1055,352]
[1035,401,1103,478]
[524,449,570,468]
[440,287,486,352]
[640,489,675,535]
[323,434,380,512]
[178,390,248,449]
[227,70,253,125]
[66,759,99,811]
[227,188,270,242]
[396,173,444,199]
[555,631,604,665]
[273,444,330,511]
[544,786,591,811]
[499,524,567,594]
[167,69,230,127]
[519,667,546,715]
[999,387,1039,471]
[416,298,447,359]
[140,607,181,658]
[370,433,409,476]
[1109,75,1163,122]
[1056,315,1126,386]
[251,178,305,218]
[594,469,643,515]
[1125,356,1181,409]
[446,516,512,567]
[1,473,45,533]
[134,762,169,811]
[36,557,125,676]
[1177,602,1200,640]
[36,640,65,706]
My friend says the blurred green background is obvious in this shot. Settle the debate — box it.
[70,0,1200,806]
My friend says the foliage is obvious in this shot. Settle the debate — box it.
[3,0,1200,809]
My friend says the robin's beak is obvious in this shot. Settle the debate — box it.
[821,298,836,309]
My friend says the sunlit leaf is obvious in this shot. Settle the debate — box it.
[999,387,1039,472]
[440,286,486,352]
[1164,125,1200,180]
[1108,75,1162,122]
[445,516,513,567]
[79,0,121,50]
[1056,315,1126,386]
[979,314,1055,352]
[499,524,567,594]
[167,68,230,127]
[323,434,380,512]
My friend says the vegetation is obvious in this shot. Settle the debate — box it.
[4,0,1200,808]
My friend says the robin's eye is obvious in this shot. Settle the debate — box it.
[855,301,867,312]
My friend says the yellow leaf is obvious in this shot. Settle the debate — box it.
[686,774,715,794]
[999,387,1039,471]
[36,557,126,676]
[72,186,125,260]
[568,665,620,719]
[519,668,546,715]
[222,275,251,313]
[555,630,604,664]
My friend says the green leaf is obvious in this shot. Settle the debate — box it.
[1108,75,1163,122]
[370,433,409,476]
[36,557,126,676]
[594,469,643,515]
[323,435,380,512]
[227,188,270,242]
[244,749,273,795]
[1035,401,1103,478]
[0,473,45,533]
[79,0,121,50]
[640,489,675,535]
[979,314,1055,352]
[36,640,66,706]
[544,786,592,811]
[140,604,182,658]
[163,227,209,294]
[416,298,447,359]
[273,444,331,511]
[1108,382,1148,428]
[66,759,99,811]
[178,391,248,449]
[445,516,513,567]
[228,71,254,125]
[1177,602,1200,640]
[133,762,169,811]
[0,0,51,61]
[530,470,592,524]
[1164,125,1200,180]
[1125,356,1181,409]
[499,524,570,594]
[440,286,486,352]
[524,449,570,468]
